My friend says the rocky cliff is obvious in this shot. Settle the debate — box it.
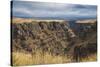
[12,20,76,55]
[11,18,97,56]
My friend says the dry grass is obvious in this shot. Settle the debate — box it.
[81,53,97,62]
[12,17,65,23]
[12,51,71,66]
[12,51,97,66]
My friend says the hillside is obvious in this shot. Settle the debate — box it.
[11,18,97,65]
[12,18,76,55]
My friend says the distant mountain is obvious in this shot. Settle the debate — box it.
[13,16,97,21]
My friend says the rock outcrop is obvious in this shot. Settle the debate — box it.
[12,20,76,55]
[11,18,97,57]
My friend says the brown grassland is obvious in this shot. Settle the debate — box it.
[12,51,97,66]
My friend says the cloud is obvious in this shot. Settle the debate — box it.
[12,1,97,19]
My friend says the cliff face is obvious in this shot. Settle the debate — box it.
[12,21,76,55]
[12,18,97,56]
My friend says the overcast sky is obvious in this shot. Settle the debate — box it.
[12,1,97,20]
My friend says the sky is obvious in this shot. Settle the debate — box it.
[12,1,97,20]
